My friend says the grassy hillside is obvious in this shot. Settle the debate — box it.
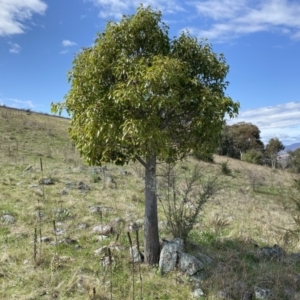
[1,106,300,299]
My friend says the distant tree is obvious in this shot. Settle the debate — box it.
[219,122,264,159]
[193,141,217,162]
[265,138,285,168]
[218,124,235,157]
[51,6,239,264]
[241,149,264,165]
[278,154,290,170]
[289,148,300,173]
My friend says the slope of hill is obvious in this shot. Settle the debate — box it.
[285,142,300,152]
[1,106,300,299]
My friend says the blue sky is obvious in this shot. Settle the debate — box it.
[0,0,300,145]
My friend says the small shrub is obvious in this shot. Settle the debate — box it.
[221,160,231,175]
[158,163,218,240]
[54,209,72,221]
[280,179,300,246]
[241,149,263,165]
[292,178,300,190]
[246,169,265,191]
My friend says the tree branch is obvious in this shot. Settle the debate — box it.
[135,155,148,168]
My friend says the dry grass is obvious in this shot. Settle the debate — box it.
[1,106,300,299]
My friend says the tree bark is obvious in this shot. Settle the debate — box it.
[144,154,160,264]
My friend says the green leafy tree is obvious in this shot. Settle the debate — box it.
[265,138,285,168]
[51,5,239,264]
[219,122,264,159]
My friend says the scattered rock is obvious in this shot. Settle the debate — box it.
[1,214,15,224]
[120,170,131,175]
[108,242,124,252]
[254,286,272,299]
[54,228,65,235]
[95,242,123,256]
[40,236,52,243]
[178,252,204,276]
[94,246,110,256]
[258,244,285,259]
[77,222,89,230]
[101,206,113,212]
[159,238,185,274]
[101,256,114,267]
[104,174,117,188]
[89,206,102,214]
[159,238,209,278]
[129,245,144,263]
[192,288,205,298]
[39,178,54,185]
[90,166,105,174]
[285,253,300,263]
[92,224,113,235]
[188,243,213,266]
[28,184,41,189]
[60,187,68,195]
[128,222,140,231]
[78,181,90,190]
[39,291,47,296]
[88,205,113,214]
[59,237,78,245]
[214,290,233,300]
[94,235,109,242]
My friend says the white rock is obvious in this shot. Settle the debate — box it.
[192,288,205,298]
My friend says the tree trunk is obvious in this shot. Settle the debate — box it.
[144,154,160,264]
[271,154,276,169]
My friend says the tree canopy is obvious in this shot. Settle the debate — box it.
[219,122,264,158]
[265,138,285,168]
[51,5,239,264]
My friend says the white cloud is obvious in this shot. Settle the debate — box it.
[227,102,300,145]
[85,0,184,19]
[188,0,300,42]
[8,42,21,54]
[0,0,47,36]
[0,98,36,109]
[60,49,69,55]
[62,39,77,47]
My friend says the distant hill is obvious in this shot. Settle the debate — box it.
[284,142,300,152]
